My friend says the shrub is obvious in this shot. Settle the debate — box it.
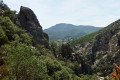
[7,43,48,80]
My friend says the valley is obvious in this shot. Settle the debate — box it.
[0,1,120,80]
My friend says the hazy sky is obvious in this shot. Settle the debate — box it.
[4,0,120,29]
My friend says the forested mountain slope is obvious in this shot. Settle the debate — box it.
[0,1,119,80]
[0,2,99,80]
[44,23,102,40]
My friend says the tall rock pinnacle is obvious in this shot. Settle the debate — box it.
[17,6,49,48]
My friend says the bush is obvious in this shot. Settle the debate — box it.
[0,16,32,45]
[7,43,48,80]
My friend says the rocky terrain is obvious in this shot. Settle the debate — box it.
[1,3,97,79]
[17,6,49,48]
[1,1,120,79]
[70,19,120,77]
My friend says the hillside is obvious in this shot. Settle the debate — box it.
[1,1,120,80]
[44,23,102,40]
[0,2,100,80]
[70,19,120,78]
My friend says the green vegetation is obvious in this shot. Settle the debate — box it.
[44,23,102,41]
[69,31,100,47]
[0,9,79,79]
[0,4,17,23]
[6,44,48,80]
[0,16,32,45]
[2,1,120,79]
[0,3,100,80]
[79,74,99,80]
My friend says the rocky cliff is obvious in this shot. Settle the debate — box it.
[16,6,49,48]
[71,19,120,76]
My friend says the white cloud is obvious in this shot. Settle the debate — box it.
[3,0,120,29]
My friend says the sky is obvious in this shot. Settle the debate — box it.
[3,0,120,29]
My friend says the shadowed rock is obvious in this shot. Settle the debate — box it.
[17,6,49,48]
[60,43,72,59]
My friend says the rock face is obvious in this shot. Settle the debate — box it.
[73,19,120,76]
[17,6,49,48]
[92,20,120,53]
[59,43,92,74]
[72,53,93,74]
[59,43,72,59]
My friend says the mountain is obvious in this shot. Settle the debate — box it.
[70,19,120,78]
[44,23,102,40]
[1,1,120,80]
[0,3,98,80]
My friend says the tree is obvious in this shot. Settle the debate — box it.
[49,41,58,57]
[7,43,48,80]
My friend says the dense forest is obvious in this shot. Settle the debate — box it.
[0,1,120,80]
[44,23,102,41]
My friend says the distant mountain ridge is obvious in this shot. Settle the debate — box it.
[44,23,103,40]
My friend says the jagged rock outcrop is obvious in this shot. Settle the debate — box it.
[59,43,92,74]
[92,20,120,53]
[59,43,72,59]
[72,53,93,74]
[16,6,49,48]
[92,20,120,68]
[72,19,120,76]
